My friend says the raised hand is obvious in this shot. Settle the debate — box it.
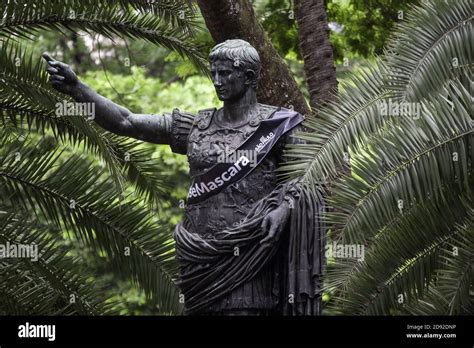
[42,52,79,96]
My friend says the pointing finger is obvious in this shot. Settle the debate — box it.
[44,57,60,68]
[46,67,59,74]
[49,75,65,81]
[42,52,54,62]
[42,53,60,67]
[49,60,67,70]
[42,53,68,70]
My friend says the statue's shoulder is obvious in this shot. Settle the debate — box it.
[190,103,290,130]
[257,103,306,120]
[194,107,217,130]
[249,103,279,127]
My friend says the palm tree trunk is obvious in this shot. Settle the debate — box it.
[295,0,338,109]
[196,0,310,115]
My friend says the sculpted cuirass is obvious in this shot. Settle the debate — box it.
[167,103,295,313]
[185,104,283,237]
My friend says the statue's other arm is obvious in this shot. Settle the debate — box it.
[42,53,181,146]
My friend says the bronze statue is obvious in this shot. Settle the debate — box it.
[43,39,325,316]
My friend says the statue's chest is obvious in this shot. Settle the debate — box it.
[187,125,255,177]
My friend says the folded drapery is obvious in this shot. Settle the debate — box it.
[174,181,326,315]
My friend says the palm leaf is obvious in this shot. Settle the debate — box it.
[385,0,473,101]
[0,0,207,73]
[328,77,472,244]
[0,210,117,315]
[0,135,182,314]
[280,0,473,316]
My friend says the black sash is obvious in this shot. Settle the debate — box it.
[187,108,304,204]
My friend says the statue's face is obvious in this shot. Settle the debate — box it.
[210,58,248,101]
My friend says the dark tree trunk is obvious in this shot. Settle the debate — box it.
[196,0,310,115]
[295,0,338,109]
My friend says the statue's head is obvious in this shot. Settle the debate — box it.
[209,39,260,101]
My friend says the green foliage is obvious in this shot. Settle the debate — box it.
[280,0,473,315]
[0,0,207,73]
[327,0,421,61]
[0,209,115,315]
[254,0,420,63]
[256,0,300,58]
[80,65,220,114]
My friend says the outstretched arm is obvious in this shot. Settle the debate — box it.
[43,53,171,144]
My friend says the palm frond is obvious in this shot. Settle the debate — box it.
[0,210,117,315]
[0,136,182,314]
[328,77,472,244]
[401,207,473,315]
[324,192,471,315]
[107,134,170,209]
[385,0,473,101]
[280,0,473,186]
[0,0,207,73]
[279,62,393,184]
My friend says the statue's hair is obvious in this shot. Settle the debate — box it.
[209,39,260,89]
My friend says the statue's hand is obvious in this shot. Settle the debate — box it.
[42,52,79,96]
[260,201,291,248]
